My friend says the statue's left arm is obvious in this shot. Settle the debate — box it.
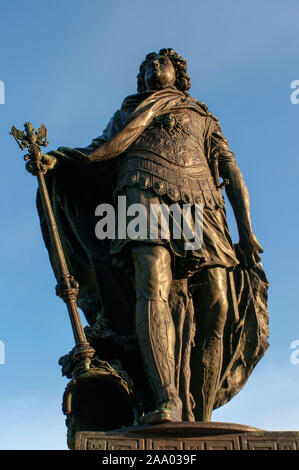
[208,119,263,269]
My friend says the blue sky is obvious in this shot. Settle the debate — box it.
[1,0,299,449]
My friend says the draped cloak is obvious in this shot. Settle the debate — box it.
[37,88,269,422]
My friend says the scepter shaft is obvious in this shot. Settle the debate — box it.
[37,171,87,346]
[37,172,69,276]
[10,122,95,369]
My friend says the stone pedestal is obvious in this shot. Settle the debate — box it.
[75,422,299,450]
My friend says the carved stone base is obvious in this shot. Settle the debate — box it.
[75,422,299,450]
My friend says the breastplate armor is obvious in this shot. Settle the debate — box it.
[129,109,207,166]
[115,110,225,209]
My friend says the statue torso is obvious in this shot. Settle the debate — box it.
[115,109,224,209]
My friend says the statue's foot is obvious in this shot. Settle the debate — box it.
[139,399,182,425]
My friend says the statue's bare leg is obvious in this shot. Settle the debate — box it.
[190,267,228,421]
[132,244,182,424]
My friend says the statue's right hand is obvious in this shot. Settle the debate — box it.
[25,153,57,176]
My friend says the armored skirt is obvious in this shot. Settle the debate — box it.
[110,184,238,278]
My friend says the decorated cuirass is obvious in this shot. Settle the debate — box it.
[115,109,225,209]
[128,109,207,166]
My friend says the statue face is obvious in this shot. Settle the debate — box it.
[144,53,176,91]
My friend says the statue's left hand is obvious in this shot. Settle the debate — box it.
[235,232,264,269]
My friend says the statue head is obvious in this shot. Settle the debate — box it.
[137,48,191,94]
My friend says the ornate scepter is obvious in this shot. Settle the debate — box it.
[10,122,95,370]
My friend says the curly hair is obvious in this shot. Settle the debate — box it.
[137,48,191,94]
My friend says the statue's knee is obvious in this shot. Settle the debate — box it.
[132,245,172,301]
[201,288,227,339]
[212,293,228,338]
[203,268,228,338]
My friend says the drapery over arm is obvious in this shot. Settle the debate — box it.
[46,110,126,167]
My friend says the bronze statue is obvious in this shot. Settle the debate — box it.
[14,49,269,446]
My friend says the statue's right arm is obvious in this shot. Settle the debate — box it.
[26,112,121,175]
[25,135,107,176]
[25,109,123,175]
